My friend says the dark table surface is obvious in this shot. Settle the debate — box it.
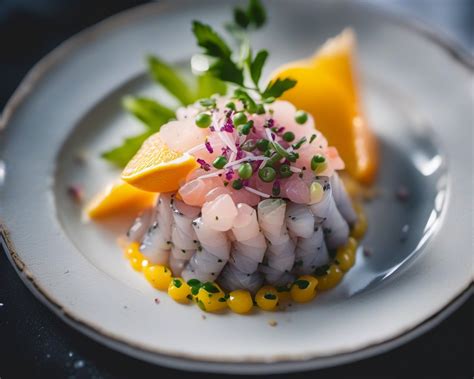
[0,0,472,378]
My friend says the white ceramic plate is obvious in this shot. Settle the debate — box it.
[0,0,472,374]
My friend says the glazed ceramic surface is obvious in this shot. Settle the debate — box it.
[0,0,472,374]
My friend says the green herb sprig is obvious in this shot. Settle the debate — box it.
[192,0,296,113]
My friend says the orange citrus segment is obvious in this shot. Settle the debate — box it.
[121,132,199,192]
[271,29,378,184]
[85,181,157,220]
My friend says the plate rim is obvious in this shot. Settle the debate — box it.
[0,0,472,373]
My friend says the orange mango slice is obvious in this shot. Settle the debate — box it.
[85,181,157,220]
[121,132,199,192]
[271,29,378,184]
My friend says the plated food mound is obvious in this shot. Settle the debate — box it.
[87,0,371,313]
[121,98,366,312]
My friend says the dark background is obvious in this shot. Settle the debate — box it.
[0,0,472,378]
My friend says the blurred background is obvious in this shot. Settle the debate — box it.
[0,0,472,378]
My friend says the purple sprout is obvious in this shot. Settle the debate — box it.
[205,140,214,154]
[221,118,234,133]
[225,168,234,181]
[197,158,211,171]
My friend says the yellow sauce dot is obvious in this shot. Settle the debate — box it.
[143,265,172,290]
[168,278,191,303]
[316,265,343,290]
[196,283,227,313]
[290,275,318,303]
[255,286,279,311]
[227,290,253,314]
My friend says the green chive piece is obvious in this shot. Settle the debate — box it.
[311,154,326,171]
[287,152,299,162]
[199,98,216,108]
[282,131,295,142]
[295,110,308,124]
[233,112,247,126]
[292,136,307,149]
[279,164,293,178]
[293,279,310,289]
[172,278,182,288]
[271,140,291,159]
[212,156,228,169]
[241,140,257,152]
[187,279,201,287]
[309,134,317,143]
[225,102,236,111]
[195,113,212,128]
[256,139,270,151]
[232,179,244,190]
[239,120,253,135]
[202,282,220,293]
[264,293,277,300]
[272,182,281,197]
[238,162,253,179]
[258,166,276,182]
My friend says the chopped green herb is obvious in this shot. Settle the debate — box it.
[172,278,182,288]
[199,98,216,108]
[232,178,244,190]
[282,131,295,142]
[202,282,220,293]
[238,162,253,179]
[311,155,326,171]
[213,156,228,169]
[218,297,227,303]
[295,110,308,124]
[195,113,212,128]
[256,138,270,151]
[271,140,291,159]
[187,279,201,287]
[294,279,310,289]
[292,136,307,149]
[259,166,276,182]
[314,264,330,277]
[279,164,293,178]
[239,120,253,135]
[309,134,317,143]
[264,293,277,300]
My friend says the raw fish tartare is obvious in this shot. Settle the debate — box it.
[86,0,370,313]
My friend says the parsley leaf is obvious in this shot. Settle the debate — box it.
[262,77,297,99]
[248,0,266,27]
[233,88,258,113]
[192,21,232,59]
[192,21,244,86]
[122,96,175,132]
[147,55,194,105]
[233,8,250,28]
[250,49,268,86]
[101,131,153,168]
[209,58,244,86]
[195,73,227,99]
[101,96,175,167]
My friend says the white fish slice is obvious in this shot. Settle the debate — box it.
[286,203,315,239]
